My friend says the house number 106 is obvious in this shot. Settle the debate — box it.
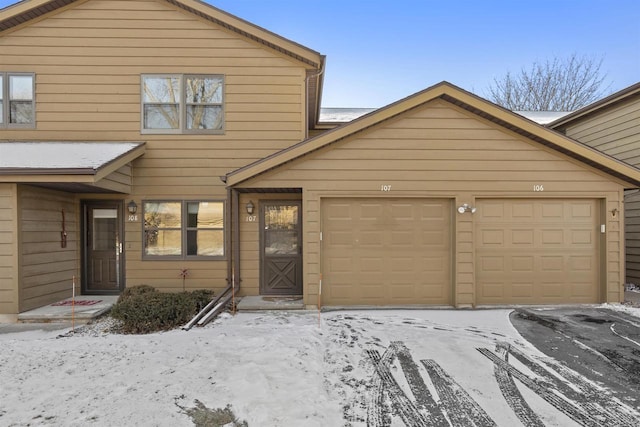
[381,185,392,192]
[533,185,544,192]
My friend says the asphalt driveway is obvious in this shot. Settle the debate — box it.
[511,307,640,417]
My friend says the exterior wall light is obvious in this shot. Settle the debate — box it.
[127,200,138,214]
[246,200,255,215]
[457,203,476,214]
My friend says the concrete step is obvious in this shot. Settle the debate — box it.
[236,295,305,311]
[17,296,118,324]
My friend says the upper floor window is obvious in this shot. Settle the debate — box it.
[141,74,224,134]
[0,73,35,128]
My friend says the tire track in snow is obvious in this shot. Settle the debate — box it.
[506,344,640,426]
[366,346,393,427]
[492,343,545,427]
[392,342,448,426]
[367,349,432,427]
[478,347,640,427]
[420,359,497,427]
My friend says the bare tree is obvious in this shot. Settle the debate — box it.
[487,54,610,111]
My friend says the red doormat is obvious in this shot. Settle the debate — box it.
[51,300,101,306]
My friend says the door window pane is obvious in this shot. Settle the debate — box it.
[264,205,298,255]
[93,209,117,251]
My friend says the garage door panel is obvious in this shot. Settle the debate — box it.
[476,199,600,304]
[512,283,534,298]
[323,198,451,306]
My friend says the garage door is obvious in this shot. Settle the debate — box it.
[475,199,600,304]
[322,198,451,306]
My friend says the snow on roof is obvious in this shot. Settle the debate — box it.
[320,108,570,125]
[513,111,571,125]
[0,141,144,171]
[319,108,376,122]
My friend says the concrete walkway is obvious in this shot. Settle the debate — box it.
[17,295,118,323]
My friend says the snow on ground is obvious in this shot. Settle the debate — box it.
[0,308,635,426]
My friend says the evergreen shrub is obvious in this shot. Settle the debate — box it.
[111,285,214,334]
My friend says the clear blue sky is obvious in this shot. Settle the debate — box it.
[1,0,639,107]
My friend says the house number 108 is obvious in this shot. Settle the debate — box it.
[381,185,392,192]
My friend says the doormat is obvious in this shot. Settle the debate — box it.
[51,300,101,306]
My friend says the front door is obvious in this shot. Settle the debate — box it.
[83,201,124,294]
[260,201,302,295]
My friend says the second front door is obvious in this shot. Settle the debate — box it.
[260,201,302,295]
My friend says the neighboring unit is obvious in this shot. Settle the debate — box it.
[549,83,640,286]
[0,0,638,320]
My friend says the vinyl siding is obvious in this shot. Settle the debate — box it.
[562,99,640,167]
[0,0,311,293]
[237,99,626,305]
[561,96,640,285]
[625,190,640,285]
[0,184,19,316]
[96,164,133,193]
[18,186,80,311]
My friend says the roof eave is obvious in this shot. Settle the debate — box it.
[93,142,145,181]
[166,0,323,69]
[1,0,324,69]
[548,82,640,129]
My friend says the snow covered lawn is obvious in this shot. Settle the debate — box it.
[1,308,638,426]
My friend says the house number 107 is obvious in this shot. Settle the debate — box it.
[381,185,392,192]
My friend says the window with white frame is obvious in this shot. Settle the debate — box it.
[143,201,225,259]
[141,74,224,134]
[1,73,35,128]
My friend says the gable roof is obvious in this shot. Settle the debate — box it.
[548,82,640,129]
[226,81,640,188]
[0,0,326,127]
[0,0,323,67]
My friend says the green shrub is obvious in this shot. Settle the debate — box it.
[117,284,157,302]
[111,285,214,334]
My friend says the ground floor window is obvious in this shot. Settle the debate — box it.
[143,201,224,259]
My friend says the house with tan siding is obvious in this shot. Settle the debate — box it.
[549,83,640,286]
[1,0,639,321]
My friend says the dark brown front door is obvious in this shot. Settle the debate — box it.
[83,201,124,294]
[260,201,302,295]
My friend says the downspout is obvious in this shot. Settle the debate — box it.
[304,60,325,139]
[232,187,241,295]
[181,181,240,329]
[226,186,233,287]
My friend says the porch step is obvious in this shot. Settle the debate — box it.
[236,296,305,311]
[17,296,118,324]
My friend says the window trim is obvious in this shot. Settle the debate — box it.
[140,74,225,135]
[1,72,35,129]
[142,200,226,260]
